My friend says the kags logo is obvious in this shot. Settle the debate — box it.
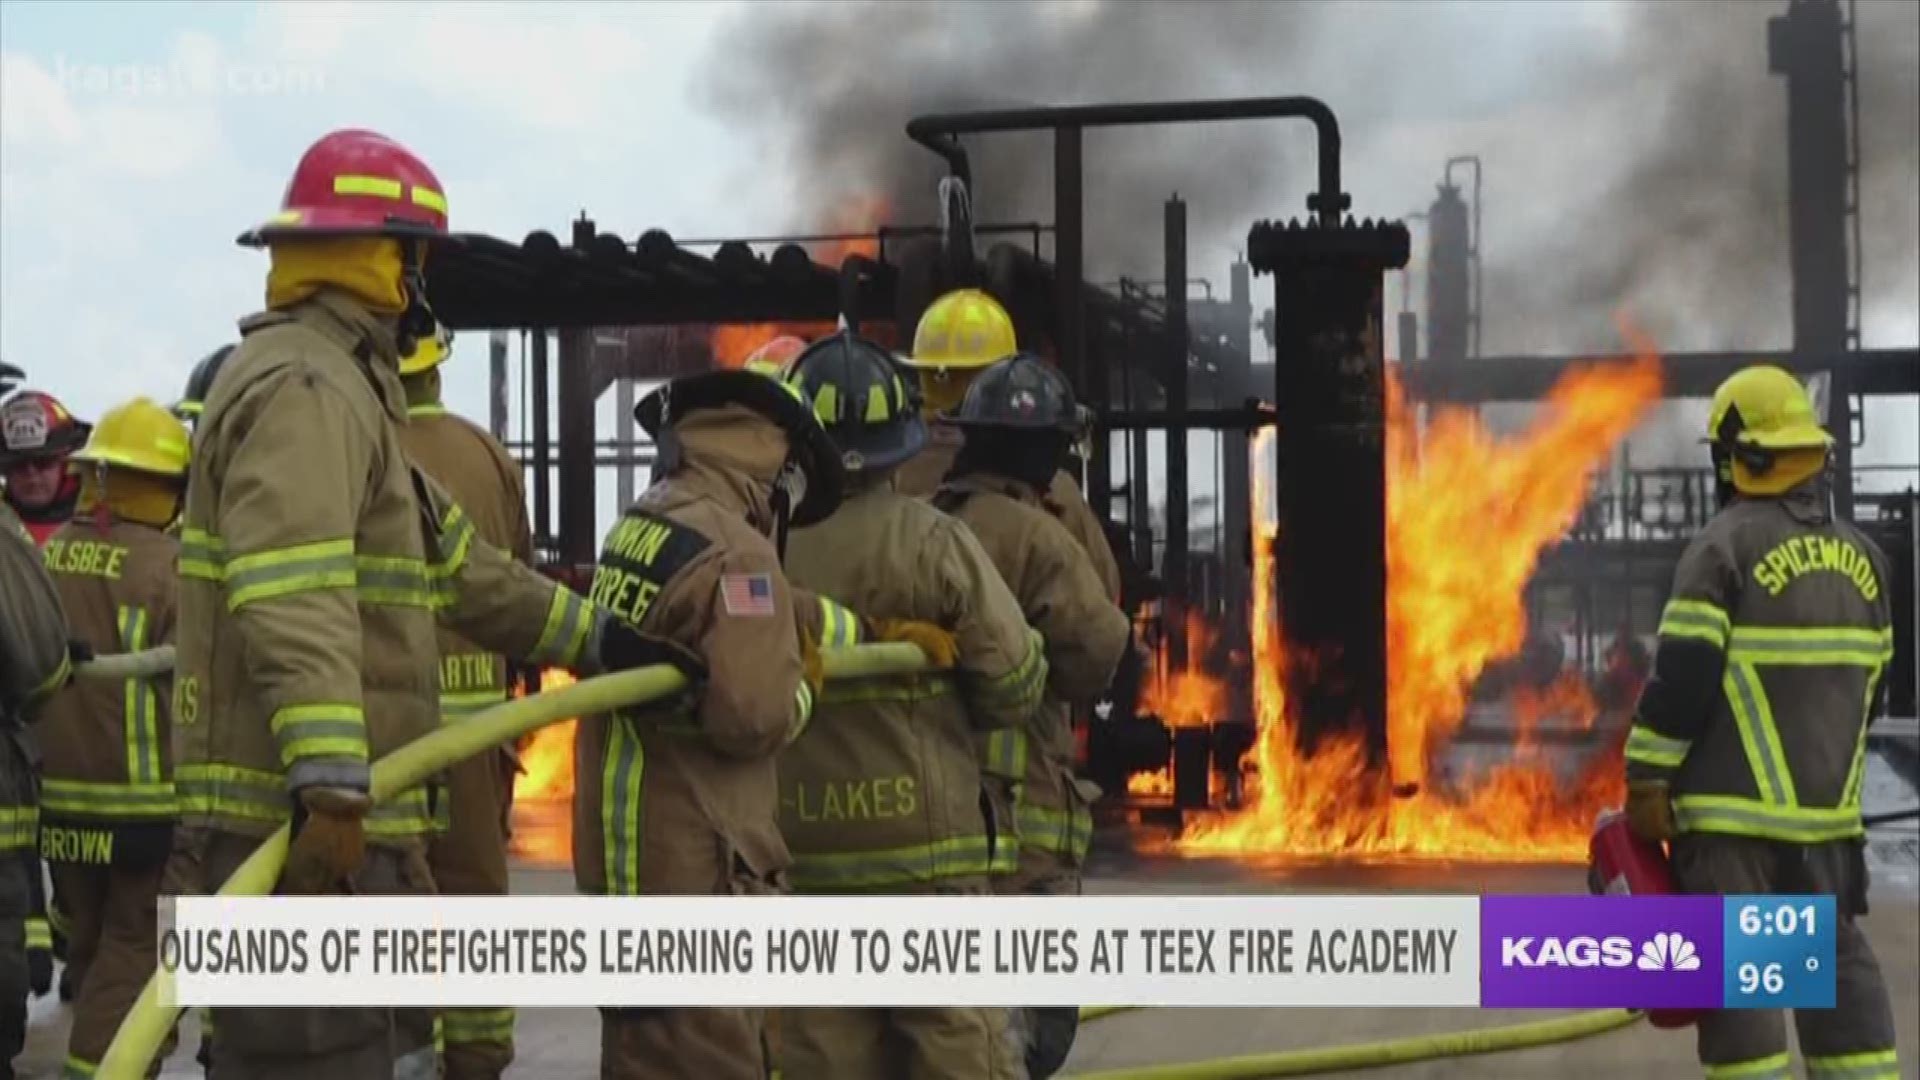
[1501,931,1701,971]
[1501,936,1636,969]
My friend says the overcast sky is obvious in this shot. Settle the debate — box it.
[3,1,1914,538]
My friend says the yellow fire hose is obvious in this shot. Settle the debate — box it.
[100,643,928,1075]
[1063,1008,1642,1079]
[97,641,1644,1078]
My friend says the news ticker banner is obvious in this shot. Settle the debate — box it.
[159,893,1834,1010]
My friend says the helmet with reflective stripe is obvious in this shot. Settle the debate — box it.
[1707,365,1833,452]
[943,352,1085,433]
[0,390,90,465]
[239,129,450,247]
[743,335,809,373]
[71,397,190,479]
[635,366,844,527]
[399,322,454,375]
[907,289,1018,371]
[782,331,927,473]
[176,344,236,421]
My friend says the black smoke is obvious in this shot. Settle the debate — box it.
[701,0,1919,360]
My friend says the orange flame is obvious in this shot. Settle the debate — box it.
[1182,346,1662,860]
[1137,610,1226,729]
[1127,768,1175,798]
[509,668,577,866]
[710,325,831,369]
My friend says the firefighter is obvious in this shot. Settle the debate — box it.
[174,345,237,426]
[932,353,1130,1079]
[578,359,873,1080]
[1622,365,1899,1080]
[34,398,189,1077]
[0,388,82,1008]
[396,322,530,1080]
[774,332,1046,1080]
[897,289,1122,601]
[168,127,665,1080]
[1,389,90,547]
[1,499,70,1074]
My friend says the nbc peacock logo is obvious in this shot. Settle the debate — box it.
[1635,931,1702,972]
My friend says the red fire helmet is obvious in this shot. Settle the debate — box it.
[1,389,90,465]
[239,129,450,247]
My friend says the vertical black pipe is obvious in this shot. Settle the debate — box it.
[556,327,597,565]
[1222,260,1255,725]
[1250,218,1409,777]
[530,329,552,551]
[615,375,635,511]
[1770,0,1854,516]
[557,215,601,565]
[1130,353,1153,575]
[488,331,509,442]
[1164,196,1190,661]
[1056,127,1106,522]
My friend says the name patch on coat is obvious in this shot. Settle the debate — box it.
[592,511,712,629]
[43,538,129,580]
[1751,533,1880,601]
[721,573,775,618]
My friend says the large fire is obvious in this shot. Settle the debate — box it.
[520,291,1664,866]
[1178,349,1663,860]
[708,194,894,368]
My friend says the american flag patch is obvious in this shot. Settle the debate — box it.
[720,573,776,618]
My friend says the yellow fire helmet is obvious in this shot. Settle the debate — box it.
[69,396,191,479]
[1707,365,1833,496]
[1707,365,1833,452]
[906,288,1018,371]
[399,321,454,375]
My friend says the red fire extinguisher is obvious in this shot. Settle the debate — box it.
[1588,809,1704,1029]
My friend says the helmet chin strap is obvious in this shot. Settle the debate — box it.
[768,455,807,563]
[1710,444,1737,511]
[649,425,682,487]
[768,484,793,563]
[395,244,437,357]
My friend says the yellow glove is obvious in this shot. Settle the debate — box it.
[1625,779,1675,843]
[870,618,961,669]
[282,786,373,895]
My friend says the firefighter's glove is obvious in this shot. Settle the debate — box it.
[1625,779,1675,842]
[596,619,708,683]
[870,618,961,670]
[64,639,95,686]
[282,786,373,895]
[26,920,52,997]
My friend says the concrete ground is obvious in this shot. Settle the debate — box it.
[18,850,1916,1079]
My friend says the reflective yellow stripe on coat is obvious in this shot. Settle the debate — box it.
[600,717,646,895]
[173,762,433,838]
[1677,623,1891,843]
[117,604,165,786]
